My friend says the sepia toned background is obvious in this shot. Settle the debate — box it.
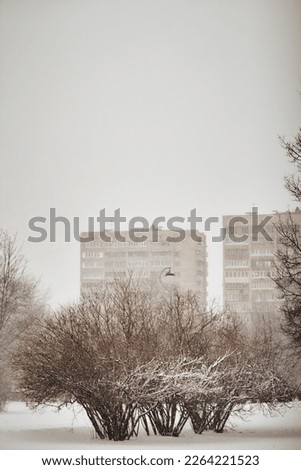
[1,0,301,307]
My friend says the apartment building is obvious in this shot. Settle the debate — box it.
[223,207,301,314]
[80,229,207,305]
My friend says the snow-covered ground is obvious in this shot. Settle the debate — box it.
[0,401,300,450]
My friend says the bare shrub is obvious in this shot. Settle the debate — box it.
[13,278,297,440]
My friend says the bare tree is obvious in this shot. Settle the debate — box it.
[13,278,160,440]
[271,129,301,357]
[0,229,44,409]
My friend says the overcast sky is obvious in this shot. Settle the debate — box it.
[1,0,301,307]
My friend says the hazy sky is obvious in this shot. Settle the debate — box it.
[1,0,301,307]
